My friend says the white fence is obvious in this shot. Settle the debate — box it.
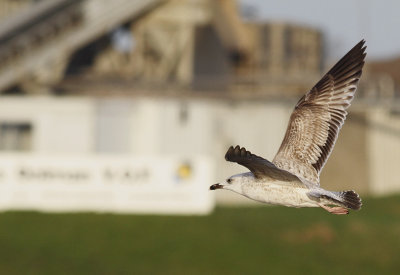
[0,154,215,214]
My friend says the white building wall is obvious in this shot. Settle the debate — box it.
[368,107,400,195]
[0,96,399,205]
[157,99,216,156]
[129,99,163,154]
[0,97,96,154]
[96,99,132,153]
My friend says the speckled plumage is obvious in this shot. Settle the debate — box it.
[210,40,366,215]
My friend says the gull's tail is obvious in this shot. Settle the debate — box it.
[337,190,362,210]
[308,189,362,211]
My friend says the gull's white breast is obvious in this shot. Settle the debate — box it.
[240,180,318,208]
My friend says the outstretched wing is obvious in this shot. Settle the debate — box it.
[225,145,298,181]
[272,40,367,184]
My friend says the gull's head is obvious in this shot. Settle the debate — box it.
[210,172,253,193]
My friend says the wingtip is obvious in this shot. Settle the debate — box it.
[225,145,235,160]
[225,145,251,160]
[357,39,367,55]
[356,39,366,48]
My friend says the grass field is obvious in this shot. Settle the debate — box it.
[0,195,399,274]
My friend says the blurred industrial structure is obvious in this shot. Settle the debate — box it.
[0,0,399,210]
[0,0,322,95]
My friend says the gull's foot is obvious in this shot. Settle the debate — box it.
[318,204,349,215]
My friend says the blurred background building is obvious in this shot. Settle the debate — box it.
[0,0,399,211]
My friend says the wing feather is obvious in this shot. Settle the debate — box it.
[272,40,367,184]
[225,145,298,181]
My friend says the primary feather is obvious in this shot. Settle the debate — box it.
[272,40,366,184]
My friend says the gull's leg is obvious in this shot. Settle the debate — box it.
[318,203,349,215]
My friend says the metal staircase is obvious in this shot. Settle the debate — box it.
[0,0,164,92]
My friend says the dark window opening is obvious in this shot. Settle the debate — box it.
[0,122,33,151]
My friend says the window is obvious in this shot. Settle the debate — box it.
[179,103,189,126]
[0,122,32,151]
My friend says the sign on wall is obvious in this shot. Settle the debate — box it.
[0,154,215,214]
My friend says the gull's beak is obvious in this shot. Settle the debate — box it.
[210,183,223,190]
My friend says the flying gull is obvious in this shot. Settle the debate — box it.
[210,40,366,215]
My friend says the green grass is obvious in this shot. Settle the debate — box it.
[0,195,399,274]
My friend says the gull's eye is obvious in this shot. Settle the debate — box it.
[227,178,232,184]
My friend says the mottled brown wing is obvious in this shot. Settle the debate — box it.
[272,40,367,184]
[225,145,298,181]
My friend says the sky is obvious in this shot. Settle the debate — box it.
[239,0,400,61]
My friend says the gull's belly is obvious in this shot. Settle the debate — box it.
[241,181,318,208]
